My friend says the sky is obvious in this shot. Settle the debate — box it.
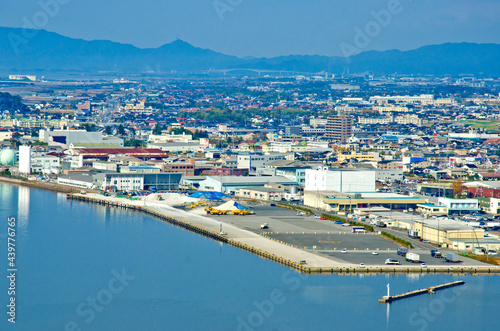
[1,0,499,58]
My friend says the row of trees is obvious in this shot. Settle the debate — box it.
[178,107,312,124]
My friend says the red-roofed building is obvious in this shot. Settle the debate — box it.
[70,148,169,160]
[479,172,500,180]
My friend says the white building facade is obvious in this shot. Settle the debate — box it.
[305,169,376,193]
[18,146,31,175]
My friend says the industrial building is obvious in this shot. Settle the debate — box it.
[416,204,449,216]
[437,198,480,215]
[237,153,289,173]
[235,187,286,201]
[304,191,426,212]
[414,218,485,249]
[40,129,123,148]
[198,176,297,194]
[57,171,182,191]
[305,169,376,193]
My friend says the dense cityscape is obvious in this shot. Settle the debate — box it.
[2,1,500,330]
[2,73,500,258]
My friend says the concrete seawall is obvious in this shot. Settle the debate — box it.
[0,176,82,193]
[66,193,500,275]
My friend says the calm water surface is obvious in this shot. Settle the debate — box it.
[0,183,498,331]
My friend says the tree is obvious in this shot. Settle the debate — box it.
[124,139,146,148]
[453,181,464,197]
[105,126,112,135]
[193,130,209,139]
[153,124,163,135]
[117,124,125,135]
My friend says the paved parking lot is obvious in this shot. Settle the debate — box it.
[266,232,399,251]
[202,203,489,267]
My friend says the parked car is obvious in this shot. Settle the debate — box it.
[320,217,326,220]
[488,250,498,256]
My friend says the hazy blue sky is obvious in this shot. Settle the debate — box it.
[1,0,499,57]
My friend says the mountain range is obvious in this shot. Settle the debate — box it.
[1,27,500,76]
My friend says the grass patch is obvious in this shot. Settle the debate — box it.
[458,252,499,266]
[277,203,313,215]
[321,213,374,232]
[462,120,500,130]
[380,231,412,247]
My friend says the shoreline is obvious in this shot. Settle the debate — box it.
[3,177,500,274]
[0,176,84,194]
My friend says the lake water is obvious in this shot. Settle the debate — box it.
[1,183,499,331]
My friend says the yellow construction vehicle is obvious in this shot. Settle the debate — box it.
[206,208,228,215]
[190,200,208,208]
[157,195,164,201]
[231,210,250,216]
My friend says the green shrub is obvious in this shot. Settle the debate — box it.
[381,231,411,247]
[321,213,374,232]
[277,203,313,215]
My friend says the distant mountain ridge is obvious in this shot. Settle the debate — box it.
[1,27,499,75]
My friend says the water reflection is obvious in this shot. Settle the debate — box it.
[17,185,30,230]
[0,183,14,211]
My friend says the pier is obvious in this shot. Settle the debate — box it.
[378,281,465,303]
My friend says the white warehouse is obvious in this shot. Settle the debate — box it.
[305,169,376,193]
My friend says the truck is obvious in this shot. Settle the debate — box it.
[285,193,302,202]
[405,252,420,263]
[445,253,460,263]
[397,247,408,256]
[408,230,419,239]
[385,258,400,265]
[431,250,442,258]
[474,247,486,255]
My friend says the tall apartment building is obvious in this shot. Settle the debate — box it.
[326,114,353,142]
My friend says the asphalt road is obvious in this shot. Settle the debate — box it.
[320,250,482,267]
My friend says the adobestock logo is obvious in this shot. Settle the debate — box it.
[213,0,244,21]
[236,270,307,331]
[65,268,135,331]
[8,0,72,54]
[339,0,409,62]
